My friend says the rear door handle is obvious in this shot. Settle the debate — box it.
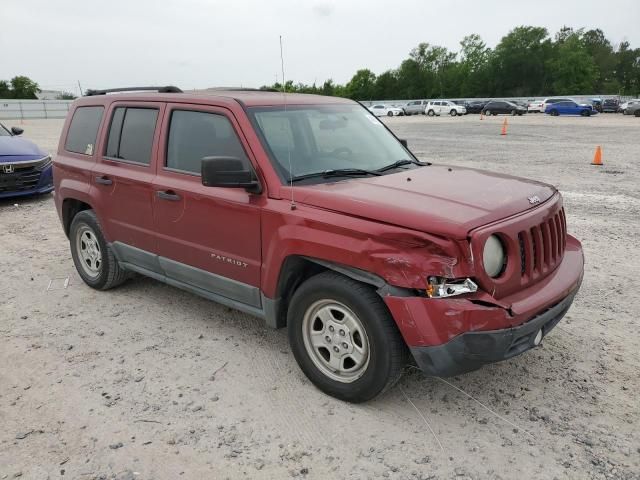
[95,175,112,185]
[156,190,181,201]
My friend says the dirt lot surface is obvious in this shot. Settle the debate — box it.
[1,114,639,480]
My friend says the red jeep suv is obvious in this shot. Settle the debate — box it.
[53,87,584,402]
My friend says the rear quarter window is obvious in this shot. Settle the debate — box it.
[65,106,104,155]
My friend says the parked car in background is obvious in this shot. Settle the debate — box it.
[619,99,640,113]
[368,104,404,117]
[465,100,488,114]
[425,100,466,116]
[0,122,53,199]
[545,101,596,117]
[590,99,603,113]
[403,100,428,115]
[527,100,544,113]
[601,99,620,113]
[541,98,573,112]
[482,100,527,116]
[623,103,640,116]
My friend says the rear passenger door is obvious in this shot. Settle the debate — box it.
[91,102,164,258]
[151,104,262,306]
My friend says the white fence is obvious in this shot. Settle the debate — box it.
[0,100,74,120]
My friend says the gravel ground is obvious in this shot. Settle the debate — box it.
[1,114,639,480]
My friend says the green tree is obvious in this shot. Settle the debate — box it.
[0,80,11,98]
[582,29,618,92]
[374,70,399,99]
[491,26,553,96]
[10,76,40,99]
[56,92,77,100]
[345,69,377,100]
[546,31,597,94]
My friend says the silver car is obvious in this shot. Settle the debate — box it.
[403,100,428,116]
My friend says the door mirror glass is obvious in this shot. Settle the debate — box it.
[399,139,408,148]
[11,126,24,135]
[201,156,261,193]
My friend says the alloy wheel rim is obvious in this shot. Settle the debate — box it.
[76,226,102,278]
[302,299,370,383]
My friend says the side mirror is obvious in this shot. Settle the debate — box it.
[11,127,24,135]
[399,139,408,148]
[201,156,261,193]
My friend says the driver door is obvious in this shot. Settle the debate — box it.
[151,103,262,306]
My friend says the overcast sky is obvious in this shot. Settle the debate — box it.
[3,0,639,94]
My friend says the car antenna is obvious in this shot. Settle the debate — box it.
[280,35,296,211]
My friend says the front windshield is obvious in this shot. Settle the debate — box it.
[249,104,412,181]
[0,123,10,136]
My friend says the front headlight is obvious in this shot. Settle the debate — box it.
[483,235,506,278]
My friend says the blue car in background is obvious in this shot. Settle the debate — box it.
[0,122,53,199]
[546,101,597,117]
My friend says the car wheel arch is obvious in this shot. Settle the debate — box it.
[269,255,396,329]
[62,198,93,238]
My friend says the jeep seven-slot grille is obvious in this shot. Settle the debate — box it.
[517,208,566,281]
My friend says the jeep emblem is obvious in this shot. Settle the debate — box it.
[528,195,541,205]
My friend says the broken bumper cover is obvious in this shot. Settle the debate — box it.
[383,235,584,377]
[409,290,577,376]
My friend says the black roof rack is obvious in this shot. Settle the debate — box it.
[84,86,182,96]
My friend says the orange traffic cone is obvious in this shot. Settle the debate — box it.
[500,118,508,135]
[592,146,603,166]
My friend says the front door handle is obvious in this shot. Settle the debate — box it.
[156,190,181,201]
[95,175,113,185]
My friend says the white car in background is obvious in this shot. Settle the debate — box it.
[619,99,640,113]
[368,104,404,117]
[527,100,544,112]
[425,100,466,116]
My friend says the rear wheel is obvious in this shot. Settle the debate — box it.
[635,110,640,117]
[550,109,559,116]
[511,109,517,116]
[387,111,394,117]
[70,210,129,290]
[484,110,491,116]
[287,271,407,402]
[427,109,435,116]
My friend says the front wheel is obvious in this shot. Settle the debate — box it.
[511,109,517,116]
[427,109,435,116]
[484,110,491,116]
[550,109,559,116]
[70,210,129,290]
[450,109,457,116]
[635,110,640,117]
[287,272,407,402]
[387,111,394,117]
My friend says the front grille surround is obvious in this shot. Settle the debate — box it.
[469,193,567,299]
[0,156,50,193]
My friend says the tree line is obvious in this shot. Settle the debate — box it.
[0,76,76,100]
[261,26,640,100]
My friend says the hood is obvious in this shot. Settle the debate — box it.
[0,136,47,163]
[292,165,556,239]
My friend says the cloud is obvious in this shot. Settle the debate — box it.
[312,2,334,17]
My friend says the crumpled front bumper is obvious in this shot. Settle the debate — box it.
[383,235,584,377]
[409,289,578,376]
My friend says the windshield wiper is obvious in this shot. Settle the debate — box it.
[289,168,382,183]
[376,159,429,172]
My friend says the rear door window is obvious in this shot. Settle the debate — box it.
[166,110,250,175]
[65,106,104,155]
[105,107,158,165]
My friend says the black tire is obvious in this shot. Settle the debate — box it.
[450,109,457,116]
[427,109,435,116]
[635,110,640,117]
[550,109,559,116]
[581,110,590,117]
[511,109,517,116]
[387,111,393,117]
[287,271,408,403]
[70,210,129,290]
